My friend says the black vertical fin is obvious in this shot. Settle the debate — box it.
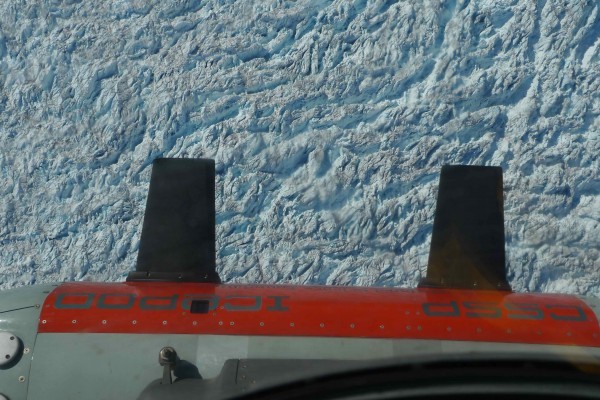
[418,165,511,291]
[127,158,220,283]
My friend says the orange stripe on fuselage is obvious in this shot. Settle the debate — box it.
[38,282,600,347]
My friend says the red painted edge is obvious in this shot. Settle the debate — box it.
[38,282,600,347]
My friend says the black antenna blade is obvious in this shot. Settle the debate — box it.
[127,158,220,283]
[419,165,511,291]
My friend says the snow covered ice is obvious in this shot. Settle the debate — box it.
[0,0,598,295]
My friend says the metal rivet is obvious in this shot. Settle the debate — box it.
[24,348,30,354]
[406,325,411,330]
[72,320,77,324]
[192,321,198,326]
[259,322,264,327]
[163,321,168,325]
[5,354,10,359]
[320,323,325,328]
[102,320,107,325]
[19,376,25,382]
[41,320,47,324]
[9,336,14,340]
[290,322,295,327]
[132,320,137,325]
[350,323,355,329]
[380,325,385,329]
[230,321,235,326]
[218,321,223,326]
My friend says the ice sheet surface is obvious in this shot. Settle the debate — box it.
[0,0,598,295]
